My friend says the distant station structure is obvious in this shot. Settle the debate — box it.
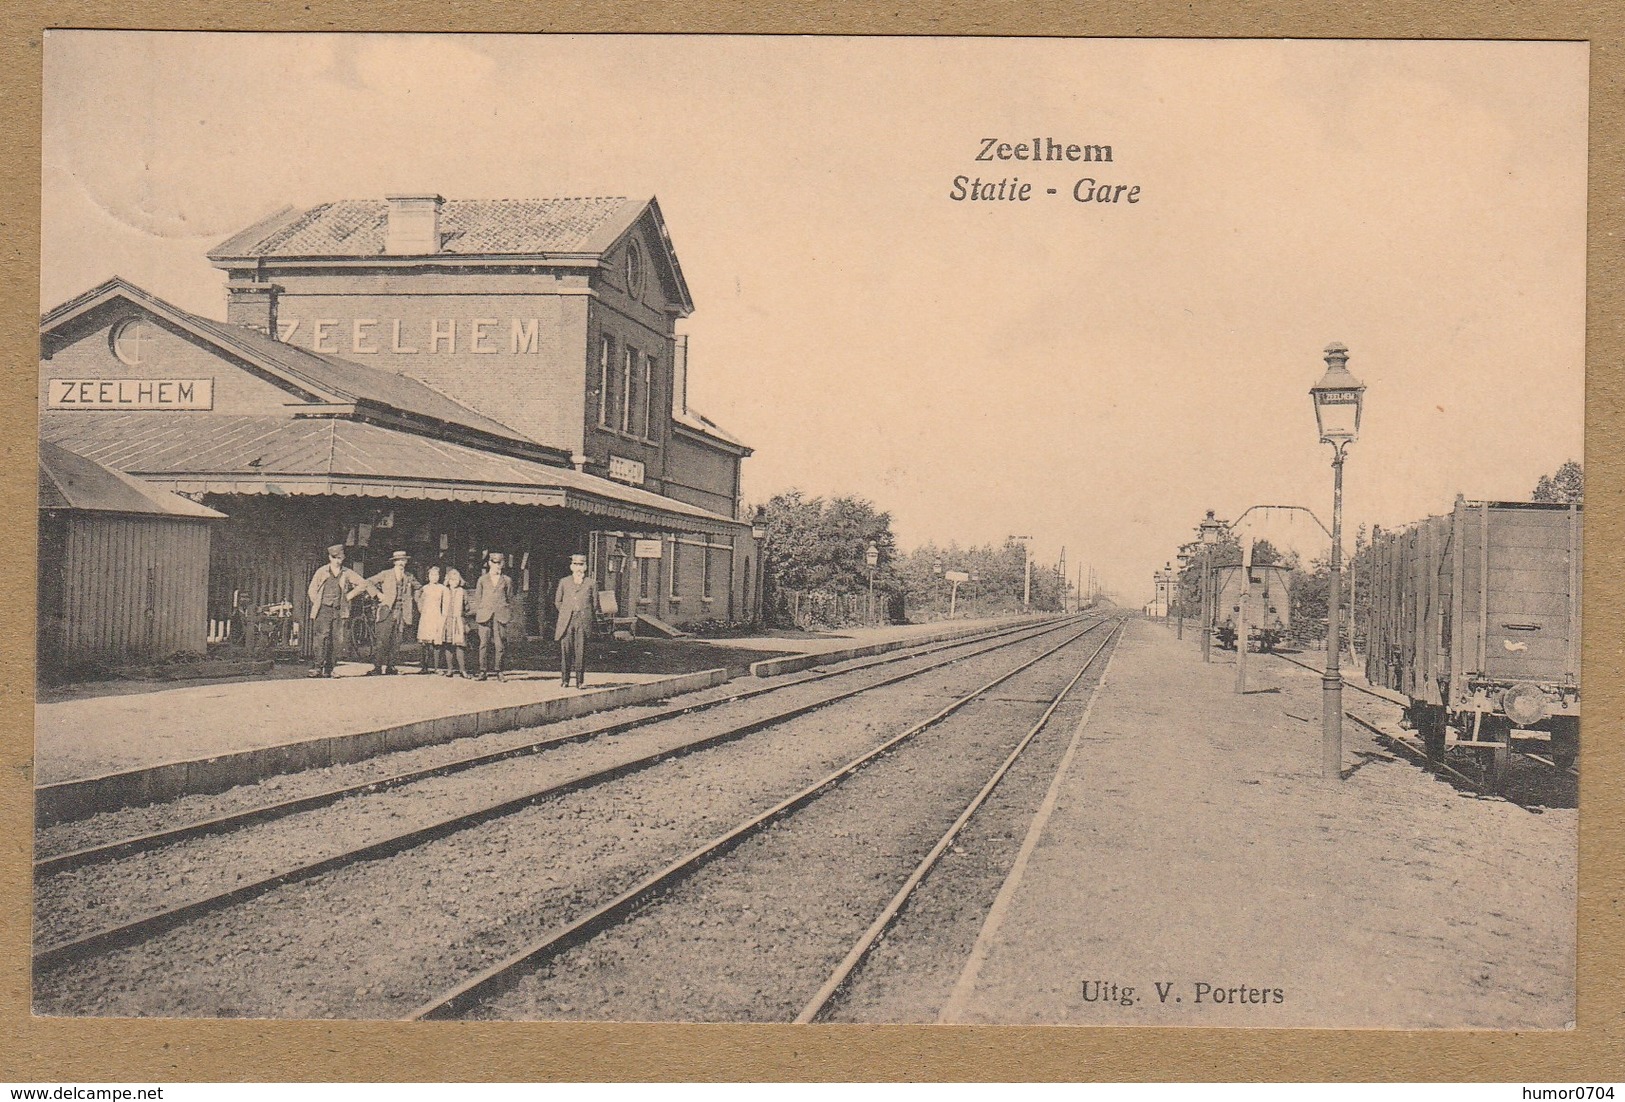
[39,194,764,659]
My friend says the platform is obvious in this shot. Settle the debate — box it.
[940,618,1575,1030]
[32,615,1030,824]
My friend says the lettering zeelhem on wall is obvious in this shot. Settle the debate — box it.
[278,318,543,356]
[47,378,215,410]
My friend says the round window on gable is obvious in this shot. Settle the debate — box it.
[110,317,159,367]
[625,239,647,298]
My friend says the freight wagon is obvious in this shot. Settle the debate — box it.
[1211,563,1292,652]
[1365,497,1580,787]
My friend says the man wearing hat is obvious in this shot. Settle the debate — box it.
[363,550,421,675]
[471,551,516,681]
[554,552,598,688]
[305,543,370,677]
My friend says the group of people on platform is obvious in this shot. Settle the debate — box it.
[305,544,598,687]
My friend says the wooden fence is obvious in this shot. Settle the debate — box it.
[772,589,883,629]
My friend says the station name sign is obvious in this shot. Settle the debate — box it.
[277,317,545,357]
[48,378,214,410]
[608,455,646,486]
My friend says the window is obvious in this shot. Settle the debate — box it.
[668,538,682,598]
[625,239,647,298]
[597,335,613,426]
[642,353,656,439]
[639,557,652,601]
[702,545,715,599]
[621,346,636,433]
[111,318,159,366]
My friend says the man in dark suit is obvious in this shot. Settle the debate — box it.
[554,552,597,688]
[364,550,420,675]
[305,543,370,677]
[471,551,515,681]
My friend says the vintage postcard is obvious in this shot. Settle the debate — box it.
[28,32,1586,1040]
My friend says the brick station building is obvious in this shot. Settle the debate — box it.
[39,194,762,649]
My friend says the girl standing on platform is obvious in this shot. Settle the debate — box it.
[417,566,449,674]
[442,568,471,678]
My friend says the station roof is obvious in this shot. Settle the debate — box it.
[673,405,750,453]
[210,197,645,259]
[39,438,226,519]
[41,278,538,449]
[41,413,744,537]
[207,195,695,315]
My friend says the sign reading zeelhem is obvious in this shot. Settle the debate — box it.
[48,378,215,410]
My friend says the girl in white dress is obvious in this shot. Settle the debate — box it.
[417,566,449,674]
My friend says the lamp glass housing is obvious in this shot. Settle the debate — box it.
[1310,349,1365,446]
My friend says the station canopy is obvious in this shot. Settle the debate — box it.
[40,412,741,537]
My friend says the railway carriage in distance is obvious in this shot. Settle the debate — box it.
[1211,564,1292,652]
[1365,497,1581,787]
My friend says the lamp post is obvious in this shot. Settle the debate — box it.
[1175,553,1189,639]
[751,515,768,624]
[865,541,879,626]
[1310,342,1366,781]
[933,558,944,618]
[1198,510,1226,663]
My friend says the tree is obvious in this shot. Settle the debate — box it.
[895,537,1067,618]
[756,490,899,622]
[1532,460,1583,503]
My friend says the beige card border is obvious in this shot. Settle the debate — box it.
[3,5,1619,1082]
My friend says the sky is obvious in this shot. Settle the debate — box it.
[40,34,1588,602]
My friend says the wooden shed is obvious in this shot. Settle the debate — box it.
[38,439,226,671]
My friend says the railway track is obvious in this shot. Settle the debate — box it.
[416,617,1124,1022]
[1267,649,1577,804]
[35,615,1104,1009]
[36,615,1071,878]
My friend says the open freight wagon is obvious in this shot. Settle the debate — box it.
[1365,497,1580,788]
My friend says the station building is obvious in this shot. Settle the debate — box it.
[39,194,762,647]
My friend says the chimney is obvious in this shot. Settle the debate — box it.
[225,280,283,337]
[672,334,689,415]
[384,194,445,255]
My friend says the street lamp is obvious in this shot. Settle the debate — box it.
[865,540,879,625]
[1175,552,1190,639]
[1198,510,1226,663]
[1310,341,1366,780]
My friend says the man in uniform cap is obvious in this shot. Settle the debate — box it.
[471,551,516,681]
[554,552,598,688]
[305,543,370,677]
[363,550,421,674]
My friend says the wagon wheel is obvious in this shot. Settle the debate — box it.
[1479,720,1513,794]
[1418,706,1447,764]
[1549,719,1578,772]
